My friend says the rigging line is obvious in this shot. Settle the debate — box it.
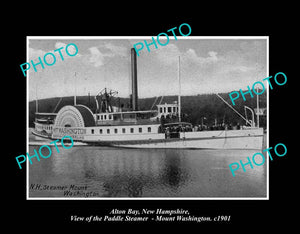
[150,96,159,110]
[158,96,164,105]
[215,93,252,125]
[52,97,63,113]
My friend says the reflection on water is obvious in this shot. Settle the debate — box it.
[29,146,267,198]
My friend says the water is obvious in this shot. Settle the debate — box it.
[28,142,267,198]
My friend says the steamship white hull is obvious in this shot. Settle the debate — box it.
[87,128,264,150]
[32,117,264,149]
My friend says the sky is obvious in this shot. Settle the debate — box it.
[28,37,267,101]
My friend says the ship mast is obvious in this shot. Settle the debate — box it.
[256,85,260,128]
[74,72,77,106]
[35,83,38,113]
[255,48,260,128]
[178,56,181,122]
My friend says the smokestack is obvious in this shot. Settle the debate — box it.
[131,48,138,111]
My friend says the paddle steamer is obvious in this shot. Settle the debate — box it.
[32,48,264,149]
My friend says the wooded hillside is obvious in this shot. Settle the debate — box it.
[29,91,267,128]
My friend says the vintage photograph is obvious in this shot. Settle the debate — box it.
[27,36,268,199]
